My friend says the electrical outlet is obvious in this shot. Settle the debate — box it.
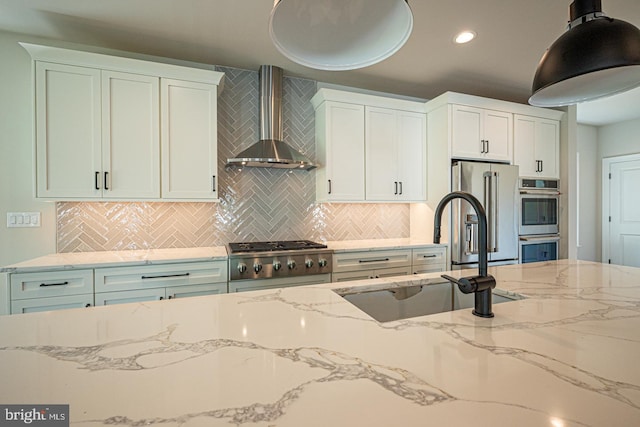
[7,212,41,228]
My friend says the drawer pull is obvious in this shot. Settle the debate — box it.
[141,273,190,280]
[39,281,69,287]
[358,258,390,263]
[423,254,438,258]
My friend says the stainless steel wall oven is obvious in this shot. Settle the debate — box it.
[519,179,560,236]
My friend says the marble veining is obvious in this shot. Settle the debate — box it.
[2,260,640,426]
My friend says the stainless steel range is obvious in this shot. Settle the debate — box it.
[227,240,333,292]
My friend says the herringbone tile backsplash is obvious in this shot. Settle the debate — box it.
[57,66,410,252]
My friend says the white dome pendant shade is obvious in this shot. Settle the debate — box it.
[269,0,413,71]
[529,0,640,107]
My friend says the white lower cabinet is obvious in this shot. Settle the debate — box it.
[11,294,94,315]
[332,246,447,283]
[94,261,227,306]
[229,274,332,293]
[9,270,95,314]
[412,246,447,274]
[332,266,412,282]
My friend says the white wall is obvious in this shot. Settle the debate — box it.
[0,31,57,266]
[576,124,598,261]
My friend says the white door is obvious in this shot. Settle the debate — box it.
[482,109,512,163]
[35,62,102,198]
[324,102,365,201]
[607,156,640,267]
[161,79,218,200]
[535,119,560,179]
[366,106,397,201]
[396,110,426,201]
[451,105,483,159]
[102,71,160,199]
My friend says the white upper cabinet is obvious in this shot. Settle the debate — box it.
[366,107,426,201]
[102,71,160,199]
[312,89,427,203]
[315,101,366,201]
[161,79,218,199]
[35,62,102,198]
[514,115,560,179]
[23,43,224,201]
[451,105,512,163]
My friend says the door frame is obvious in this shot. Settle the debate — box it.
[602,153,640,264]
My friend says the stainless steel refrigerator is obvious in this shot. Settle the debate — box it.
[451,161,519,268]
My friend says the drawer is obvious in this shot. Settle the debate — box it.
[11,294,94,315]
[95,261,227,292]
[412,247,446,266]
[333,249,411,273]
[229,274,331,293]
[10,269,94,300]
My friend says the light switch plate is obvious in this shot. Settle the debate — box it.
[7,212,41,228]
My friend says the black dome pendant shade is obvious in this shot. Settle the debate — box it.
[529,0,640,107]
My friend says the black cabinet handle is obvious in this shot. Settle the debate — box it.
[423,254,437,258]
[40,281,69,287]
[358,258,390,263]
[539,160,543,172]
[399,181,403,195]
[328,179,332,194]
[104,172,109,190]
[141,273,190,279]
[394,181,398,195]
[212,175,216,192]
[486,140,490,153]
[95,171,100,190]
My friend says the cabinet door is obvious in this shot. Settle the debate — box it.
[11,294,94,314]
[102,71,160,199]
[366,107,398,200]
[332,270,376,282]
[513,115,538,177]
[535,119,560,179]
[35,62,102,198]
[396,111,427,201]
[374,266,413,278]
[95,288,166,306]
[514,115,559,179]
[482,109,512,162]
[319,102,365,201]
[451,105,483,159]
[166,283,227,299]
[161,79,218,199]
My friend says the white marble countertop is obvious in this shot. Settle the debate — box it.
[1,240,446,273]
[326,238,446,252]
[1,259,639,426]
[0,246,229,273]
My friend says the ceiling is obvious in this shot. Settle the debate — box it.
[1,0,639,126]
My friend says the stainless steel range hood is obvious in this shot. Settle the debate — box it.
[226,65,316,171]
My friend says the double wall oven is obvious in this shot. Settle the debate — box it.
[518,178,560,263]
[227,240,333,292]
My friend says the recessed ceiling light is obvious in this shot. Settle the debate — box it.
[454,31,476,44]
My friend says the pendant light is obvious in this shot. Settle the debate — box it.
[529,0,640,107]
[268,0,413,71]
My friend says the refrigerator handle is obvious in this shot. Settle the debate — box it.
[484,171,499,253]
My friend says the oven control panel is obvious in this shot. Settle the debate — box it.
[228,250,333,281]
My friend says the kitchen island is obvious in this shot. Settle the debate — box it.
[1,260,639,426]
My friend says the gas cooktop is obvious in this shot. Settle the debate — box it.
[228,240,327,254]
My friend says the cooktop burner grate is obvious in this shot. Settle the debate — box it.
[228,240,327,253]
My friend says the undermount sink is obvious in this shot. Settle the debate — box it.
[335,280,522,322]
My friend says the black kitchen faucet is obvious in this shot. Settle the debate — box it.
[433,191,497,318]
